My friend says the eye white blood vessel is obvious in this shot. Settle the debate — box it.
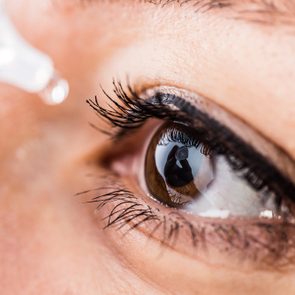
[0,1,69,105]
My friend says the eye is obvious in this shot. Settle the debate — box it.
[144,122,287,218]
[86,81,295,268]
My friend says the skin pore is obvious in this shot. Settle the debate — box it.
[1,0,295,294]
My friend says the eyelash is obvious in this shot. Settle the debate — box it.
[86,80,295,202]
[83,80,295,267]
[80,176,294,268]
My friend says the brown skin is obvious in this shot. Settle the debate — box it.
[1,0,295,294]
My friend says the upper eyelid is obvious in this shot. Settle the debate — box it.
[143,85,295,184]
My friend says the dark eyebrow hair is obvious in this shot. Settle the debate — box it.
[142,0,295,26]
[73,0,295,28]
[74,0,295,27]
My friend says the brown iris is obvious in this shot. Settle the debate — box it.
[145,123,215,208]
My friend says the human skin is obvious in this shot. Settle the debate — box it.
[1,0,295,294]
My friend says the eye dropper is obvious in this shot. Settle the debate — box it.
[0,0,69,105]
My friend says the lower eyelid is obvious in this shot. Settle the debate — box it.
[79,172,295,272]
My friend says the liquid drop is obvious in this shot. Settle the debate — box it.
[39,72,69,105]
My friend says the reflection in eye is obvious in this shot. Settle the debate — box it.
[145,122,286,218]
[145,123,215,208]
[86,81,295,267]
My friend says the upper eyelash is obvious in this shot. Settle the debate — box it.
[86,80,295,210]
[87,80,191,139]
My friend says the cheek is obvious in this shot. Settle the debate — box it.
[0,89,40,160]
[0,189,101,294]
[0,162,162,295]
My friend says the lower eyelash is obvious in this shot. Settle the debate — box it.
[77,175,295,270]
[84,186,180,245]
[91,189,159,231]
[76,178,190,243]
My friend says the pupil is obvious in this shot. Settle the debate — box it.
[164,145,194,187]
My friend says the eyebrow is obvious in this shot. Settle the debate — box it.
[144,0,295,26]
[77,0,295,27]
